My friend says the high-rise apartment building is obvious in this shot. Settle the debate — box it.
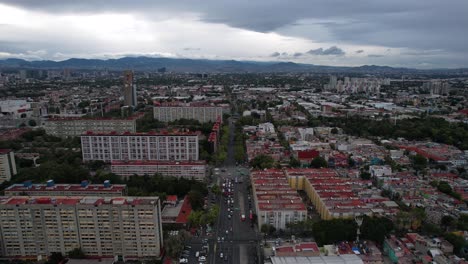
[81,132,199,162]
[123,70,137,108]
[0,149,17,184]
[153,106,223,123]
[0,196,163,259]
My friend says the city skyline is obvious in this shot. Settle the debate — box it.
[0,1,467,69]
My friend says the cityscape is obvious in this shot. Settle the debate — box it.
[0,1,468,264]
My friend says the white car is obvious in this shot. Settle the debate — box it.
[198,256,206,261]
[179,258,188,264]
[220,252,224,258]
[195,251,200,257]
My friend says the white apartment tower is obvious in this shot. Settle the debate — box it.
[153,106,223,123]
[81,132,199,162]
[0,149,17,184]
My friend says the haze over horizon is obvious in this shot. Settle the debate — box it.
[0,0,467,69]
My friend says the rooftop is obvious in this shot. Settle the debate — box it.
[1,196,158,206]
[111,160,206,166]
[83,130,199,136]
[5,182,126,193]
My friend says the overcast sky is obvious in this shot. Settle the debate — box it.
[0,0,467,68]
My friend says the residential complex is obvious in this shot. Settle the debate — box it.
[153,106,223,123]
[4,180,127,197]
[111,160,206,180]
[0,196,163,259]
[0,149,17,184]
[251,169,307,230]
[81,131,199,162]
[43,116,140,137]
[251,168,398,227]
[285,168,398,220]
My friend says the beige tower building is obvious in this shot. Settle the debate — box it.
[123,70,137,108]
[0,196,163,259]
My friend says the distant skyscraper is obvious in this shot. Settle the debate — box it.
[123,70,137,107]
[329,75,337,90]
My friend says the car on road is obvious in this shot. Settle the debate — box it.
[241,214,246,221]
[198,256,206,261]
[179,258,188,263]
[225,229,229,234]
[195,251,200,257]
[220,252,224,258]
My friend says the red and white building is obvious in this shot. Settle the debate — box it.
[111,160,206,180]
[81,131,199,162]
[251,169,307,230]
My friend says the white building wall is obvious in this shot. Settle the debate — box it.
[81,134,199,162]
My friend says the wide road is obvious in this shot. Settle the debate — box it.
[185,117,260,264]
[211,118,260,264]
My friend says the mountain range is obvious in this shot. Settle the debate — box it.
[0,56,467,74]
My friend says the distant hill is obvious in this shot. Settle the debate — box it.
[0,56,467,74]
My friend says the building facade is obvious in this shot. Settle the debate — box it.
[251,170,307,230]
[0,149,17,184]
[153,106,223,123]
[111,160,206,180]
[123,70,137,108]
[44,117,137,137]
[0,196,163,259]
[81,132,199,162]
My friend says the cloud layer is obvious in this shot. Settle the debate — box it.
[0,0,467,68]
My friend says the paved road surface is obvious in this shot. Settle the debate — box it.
[187,117,260,264]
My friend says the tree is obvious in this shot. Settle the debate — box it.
[437,181,453,194]
[441,215,456,231]
[360,172,371,180]
[444,233,466,256]
[331,127,338,134]
[251,154,275,169]
[360,216,394,244]
[412,154,427,170]
[165,235,185,258]
[188,190,204,210]
[310,156,328,168]
[45,252,65,264]
[211,185,221,196]
[28,119,37,127]
[261,224,276,235]
[68,248,85,259]
[312,219,356,245]
[289,157,301,168]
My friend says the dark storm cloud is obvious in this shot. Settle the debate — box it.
[355,50,364,54]
[3,0,467,54]
[293,52,303,57]
[270,52,281,57]
[307,46,345,56]
[1,0,468,67]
